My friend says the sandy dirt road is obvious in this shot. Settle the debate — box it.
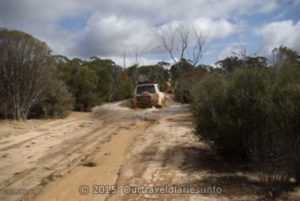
[1,99,299,201]
[0,99,186,201]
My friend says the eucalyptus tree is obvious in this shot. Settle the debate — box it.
[0,30,55,120]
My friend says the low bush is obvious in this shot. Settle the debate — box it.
[192,65,300,196]
[29,80,74,118]
[192,68,271,156]
[191,73,234,153]
[175,67,208,103]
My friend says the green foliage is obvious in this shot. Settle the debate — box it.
[87,58,116,101]
[57,57,104,111]
[132,65,169,90]
[216,56,268,73]
[29,80,74,118]
[175,67,208,103]
[170,59,194,83]
[56,56,137,111]
[272,46,300,67]
[245,64,300,195]
[168,59,212,103]
[244,56,268,68]
[192,67,275,156]
[215,56,243,73]
[120,71,134,99]
[192,73,230,151]
[126,65,139,84]
[0,29,56,120]
[192,62,300,195]
[87,57,134,101]
[72,66,100,111]
[267,64,300,181]
[125,63,170,96]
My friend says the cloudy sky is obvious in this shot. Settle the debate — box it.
[0,0,300,66]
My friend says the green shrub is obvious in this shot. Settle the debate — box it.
[192,64,300,196]
[192,68,271,156]
[227,68,272,155]
[71,66,101,111]
[191,73,235,154]
[0,29,56,120]
[29,80,74,118]
[248,65,300,195]
[175,67,208,103]
[269,64,300,181]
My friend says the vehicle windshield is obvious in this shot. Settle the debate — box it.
[136,85,155,94]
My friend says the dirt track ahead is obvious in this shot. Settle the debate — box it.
[0,99,190,201]
[1,99,299,201]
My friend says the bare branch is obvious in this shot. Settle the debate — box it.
[157,24,206,68]
[179,27,189,60]
[191,29,206,66]
[157,27,178,65]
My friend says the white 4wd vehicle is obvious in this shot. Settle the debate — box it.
[132,81,165,108]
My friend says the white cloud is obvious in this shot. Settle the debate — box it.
[0,0,92,23]
[70,15,236,58]
[72,14,157,57]
[107,55,174,67]
[0,0,279,30]
[192,18,235,39]
[0,0,281,62]
[88,0,278,22]
[218,46,241,60]
[217,40,256,60]
[256,20,300,54]
[294,0,300,5]
[0,1,90,56]
[258,0,278,13]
